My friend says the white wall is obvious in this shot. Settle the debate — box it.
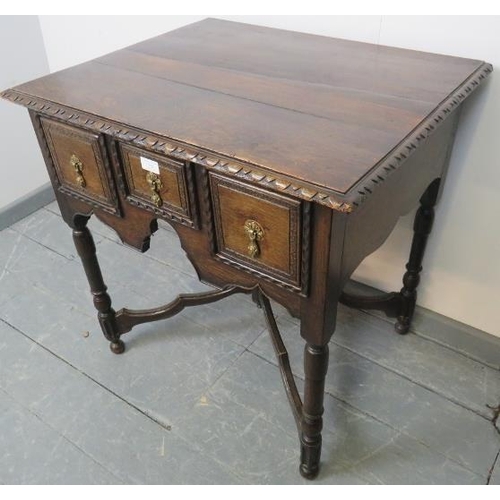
[25,16,500,337]
[354,16,500,339]
[0,16,50,210]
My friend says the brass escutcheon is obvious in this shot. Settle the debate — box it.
[70,154,86,188]
[244,220,264,258]
[146,171,163,207]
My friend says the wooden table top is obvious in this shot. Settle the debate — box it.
[4,18,491,203]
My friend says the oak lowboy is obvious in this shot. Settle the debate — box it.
[2,19,492,479]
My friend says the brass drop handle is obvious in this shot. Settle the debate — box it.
[244,220,264,258]
[146,171,163,207]
[70,154,86,188]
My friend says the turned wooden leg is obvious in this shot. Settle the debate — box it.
[395,179,440,334]
[300,342,329,479]
[72,215,124,354]
[251,287,262,308]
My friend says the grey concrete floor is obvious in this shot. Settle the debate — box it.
[0,201,499,484]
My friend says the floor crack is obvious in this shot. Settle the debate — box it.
[486,403,500,436]
[0,386,124,484]
[486,447,500,484]
[331,340,493,421]
[10,226,72,262]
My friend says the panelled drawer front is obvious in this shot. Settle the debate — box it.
[41,117,119,214]
[209,173,304,291]
[119,143,196,227]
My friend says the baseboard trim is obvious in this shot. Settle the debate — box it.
[345,279,500,370]
[0,183,55,231]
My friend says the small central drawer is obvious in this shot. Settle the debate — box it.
[118,143,196,227]
[209,173,304,291]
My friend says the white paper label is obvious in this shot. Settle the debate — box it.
[140,156,160,174]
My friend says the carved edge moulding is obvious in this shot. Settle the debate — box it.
[2,62,491,213]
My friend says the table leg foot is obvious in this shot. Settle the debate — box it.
[393,308,416,335]
[110,339,125,354]
[299,464,319,480]
[395,319,411,335]
[299,436,321,479]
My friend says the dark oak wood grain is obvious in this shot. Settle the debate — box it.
[2,19,492,480]
[4,19,489,197]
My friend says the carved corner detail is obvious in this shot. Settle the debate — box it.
[347,62,493,208]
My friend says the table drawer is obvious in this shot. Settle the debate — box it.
[209,173,305,291]
[40,117,119,214]
[118,143,196,227]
